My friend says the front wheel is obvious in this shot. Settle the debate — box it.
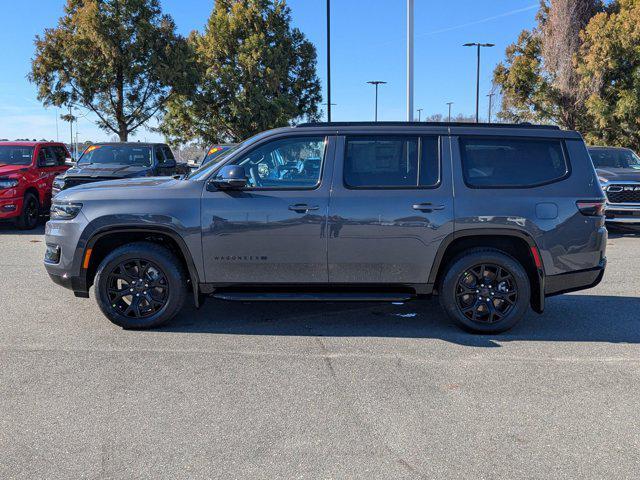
[439,248,531,333]
[16,192,40,230]
[94,242,188,329]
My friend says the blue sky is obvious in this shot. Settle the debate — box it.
[0,0,538,143]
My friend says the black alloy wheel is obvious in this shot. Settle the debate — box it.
[106,259,170,319]
[17,193,39,230]
[455,263,518,324]
[439,248,531,333]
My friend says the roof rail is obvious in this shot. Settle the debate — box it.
[295,121,561,130]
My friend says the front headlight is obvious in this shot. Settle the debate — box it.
[50,202,83,220]
[52,177,65,189]
[0,177,19,189]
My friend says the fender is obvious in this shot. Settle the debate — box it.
[427,228,545,313]
[80,225,202,308]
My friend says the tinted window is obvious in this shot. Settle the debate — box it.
[39,148,57,167]
[0,146,33,165]
[588,148,640,170]
[230,136,326,189]
[460,137,568,188]
[49,146,67,166]
[78,145,152,167]
[162,146,175,161]
[344,136,439,188]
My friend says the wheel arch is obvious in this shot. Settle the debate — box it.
[429,229,545,313]
[81,226,202,307]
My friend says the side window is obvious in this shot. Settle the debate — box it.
[344,136,440,188]
[162,146,175,161]
[39,147,57,167]
[154,146,166,164]
[230,136,326,189]
[51,146,67,166]
[460,137,568,188]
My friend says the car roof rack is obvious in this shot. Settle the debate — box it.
[295,121,561,130]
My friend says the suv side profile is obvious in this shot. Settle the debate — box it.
[44,123,607,333]
[0,141,70,229]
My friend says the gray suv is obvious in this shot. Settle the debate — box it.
[44,122,607,333]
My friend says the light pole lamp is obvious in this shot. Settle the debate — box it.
[463,42,495,123]
[446,102,454,122]
[367,81,387,122]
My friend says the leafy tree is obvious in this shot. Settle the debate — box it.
[159,0,322,145]
[493,0,603,129]
[29,0,195,141]
[577,0,640,149]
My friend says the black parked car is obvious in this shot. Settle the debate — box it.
[52,143,188,195]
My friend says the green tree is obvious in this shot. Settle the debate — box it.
[29,0,195,141]
[159,0,322,145]
[493,0,603,129]
[578,0,640,149]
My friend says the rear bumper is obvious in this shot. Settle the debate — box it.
[544,258,606,297]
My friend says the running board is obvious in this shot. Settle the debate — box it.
[212,291,415,302]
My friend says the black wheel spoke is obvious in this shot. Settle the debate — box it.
[455,262,518,324]
[106,258,169,319]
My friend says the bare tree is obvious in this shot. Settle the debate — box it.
[541,0,601,128]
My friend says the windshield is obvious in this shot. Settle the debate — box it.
[78,145,152,167]
[589,148,640,170]
[202,145,235,165]
[0,146,34,166]
[186,144,242,180]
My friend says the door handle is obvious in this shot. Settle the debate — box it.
[412,203,445,212]
[289,204,320,213]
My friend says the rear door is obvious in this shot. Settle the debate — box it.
[201,134,336,284]
[327,133,454,286]
[37,146,68,208]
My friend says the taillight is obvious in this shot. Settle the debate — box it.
[576,200,605,216]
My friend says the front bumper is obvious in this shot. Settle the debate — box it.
[0,196,22,219]
[604,203,640,224]
[544,258,607,297]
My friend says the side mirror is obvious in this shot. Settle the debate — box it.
[208,165,248,190]
[162,158,177,169]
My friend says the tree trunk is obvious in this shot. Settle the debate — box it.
[118,123,128,142]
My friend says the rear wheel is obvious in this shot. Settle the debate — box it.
[439,248,530,333]
[94,242,187,329]
[16,192,40,230]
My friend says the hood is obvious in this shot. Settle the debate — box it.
[54,176,182,202]
[63,163,151,179]
[596,167,640,183]
[0,164,29,176]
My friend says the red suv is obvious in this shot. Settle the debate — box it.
[0,142,71,229]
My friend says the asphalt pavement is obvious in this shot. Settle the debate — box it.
[1,222,639,479]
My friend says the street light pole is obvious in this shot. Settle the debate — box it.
[417,108,423,122]
[463,42,494,123]
[446,102,453,122]
[407,0,414,121]
[487,93,495,123]
[367,81,387,122]
[326,0,332,122]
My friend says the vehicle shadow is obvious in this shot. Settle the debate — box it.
[159,294,640,347]
[0,223,45,235]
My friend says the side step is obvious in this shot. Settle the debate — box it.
[212,291,415,302]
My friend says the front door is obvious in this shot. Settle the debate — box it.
[201,134,335,284]
[327,133,454,286]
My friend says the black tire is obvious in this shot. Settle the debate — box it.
[439,248,531,334]
[16,192,40,230]
[94,242,187,329]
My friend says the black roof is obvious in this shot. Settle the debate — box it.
[296,121,561,130]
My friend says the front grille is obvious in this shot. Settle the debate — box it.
[62,177,111,190]
[605,185,640,204]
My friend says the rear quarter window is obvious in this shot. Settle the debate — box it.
[460,137,569,188]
